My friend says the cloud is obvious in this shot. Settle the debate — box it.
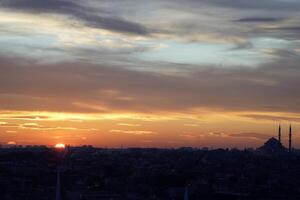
[140,139,153,143]
[184,124,201,127]
[110,129,156,135]
[2,0,300,63]
[1,55,300,115]
[179,133,203,139]
[234,17,284,23]
[241,114,300,122]
[0,0,150,35]
[230,41,253,50]
[272,26,300,31]
[262,49,300,58]
[0,0,299,149]
[206,0,300,11]
[0,121,98,131]
[261,26,300,40]
[1,0,80,11]
[118,123,141,127]
[6,130,18,133]
[0,122,19,128]
[229,132,270,140]
[208,132,228,137]
[0,115,50,120]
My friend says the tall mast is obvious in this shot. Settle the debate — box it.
[289,124,292,153]
[56,171,61,200]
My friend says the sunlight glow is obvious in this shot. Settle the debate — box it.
[55,143,65,149]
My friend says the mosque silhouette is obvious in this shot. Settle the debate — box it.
[258,124,293,153]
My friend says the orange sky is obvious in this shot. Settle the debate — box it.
[0,111,299,148]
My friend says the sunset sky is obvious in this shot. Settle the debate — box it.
[0,0,300,148]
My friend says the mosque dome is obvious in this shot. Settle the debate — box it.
[257,137,287,153]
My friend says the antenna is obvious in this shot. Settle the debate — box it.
[278,124,281,143]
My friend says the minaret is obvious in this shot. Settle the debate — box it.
[278,124,281,143]
[289,124,292,153]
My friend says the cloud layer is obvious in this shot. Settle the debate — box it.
[0,55,299,115]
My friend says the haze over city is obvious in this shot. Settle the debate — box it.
[1,0,300,148]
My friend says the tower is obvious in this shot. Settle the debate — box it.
[56,171,61,200]
[289,124,292,153]
[184,185,189,200]
[278,124,281,143]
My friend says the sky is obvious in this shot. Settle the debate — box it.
[0,0,300,148]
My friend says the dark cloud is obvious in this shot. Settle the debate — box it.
[234,17,284,23]
[0,0,150,35]
[230,41,253,50]
[257,26,300,40]
[264,26,300,36]
[273,26,300,31]
[164,0,300,42]
[241,114,300,122]
[0,55,300,114]
[0,0,81,12]
[232,17,300,40]
[229,132,270,140]
[154,0,300,12]
[207,0,300,11]
[2,0,300,43]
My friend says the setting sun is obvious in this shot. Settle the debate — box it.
[55,143,65,149]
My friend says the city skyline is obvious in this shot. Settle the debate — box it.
[1,0,300,148]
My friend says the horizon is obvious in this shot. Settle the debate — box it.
[0,128,296,149]
[0,139,292,150]
[1,0,300,148]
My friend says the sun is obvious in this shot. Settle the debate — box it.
[55,143,65,149]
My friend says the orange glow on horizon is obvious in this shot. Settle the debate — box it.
[0,110,299,148]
